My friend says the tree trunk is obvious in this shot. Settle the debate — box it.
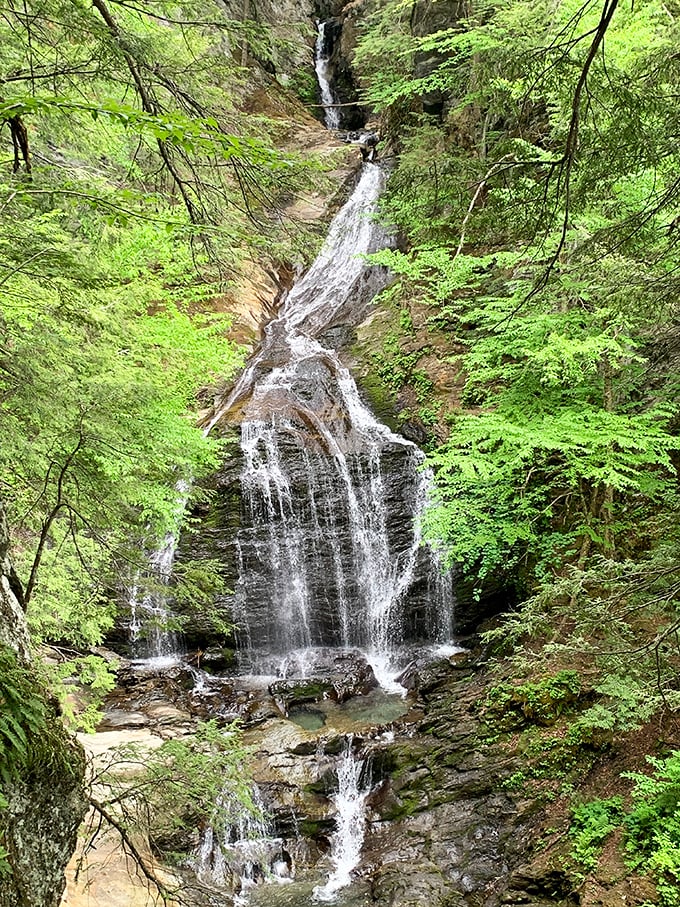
[241,0,250,67]
[601,353,616,557]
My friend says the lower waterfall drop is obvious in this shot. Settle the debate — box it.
[313,741,370,902]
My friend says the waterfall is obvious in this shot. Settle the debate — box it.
[128,531,183,664]
[217,164,453,681]
[313,741,370,902]
[128,479,192,663]
[194,787,292,901]
[315,21,341,130]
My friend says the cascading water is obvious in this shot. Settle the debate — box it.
[128,530,183,664]
[89,27,471,907]
[132,163,454,907]
[315,21,341,130]
[313,741,370,902]
[194,786,292,903]
[212,163,454,685]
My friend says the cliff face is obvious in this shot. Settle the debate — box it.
[0,504,87,907]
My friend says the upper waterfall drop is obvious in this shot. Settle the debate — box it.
[315,21,341,131]
[222,164,454,677]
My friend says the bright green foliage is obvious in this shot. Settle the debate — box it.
[569,797,624,871]
[624,752,680,906]
[361,0,680,593]
[0,206,243,637]
[482,540,680,732]
[0,203,245,725]
[421,258,677,584]
[46,655,119,734]
[0,0,314,240]
[358,8,680,854]
[485,670,583,727]
[0,0,329,718]
[102,720,262,865]
[568,753,680,903]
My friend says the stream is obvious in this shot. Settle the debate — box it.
[107,22,469,907]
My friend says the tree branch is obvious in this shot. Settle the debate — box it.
[90,0,200,222]
[87,797,174,903]
[24,430,84,606]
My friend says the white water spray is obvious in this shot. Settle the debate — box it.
[194,787,292,901]
[315,21,341,130]
[128,528,183,664]
[314,741,370,901]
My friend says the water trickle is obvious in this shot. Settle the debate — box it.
[194,786,292,901]
[315,21,341,131]
[313,740,370,902]
[128,530,183,663]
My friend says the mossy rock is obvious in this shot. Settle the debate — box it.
[269,678,332,710]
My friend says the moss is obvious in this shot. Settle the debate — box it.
[484,671,585,729]
[379,790,424,821]
[270,679,332,709]
[298,817,332,839]
[0,647,86,907]
[356,370,401,428]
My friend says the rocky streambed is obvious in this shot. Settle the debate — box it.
[62,646,582,907]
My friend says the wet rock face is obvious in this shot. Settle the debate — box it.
[358,664,557,907]
[234,430,448,657]
[314,8,365,130]
[96,651,579,907]
[270,650,379,708]
[104,662,287,730]
[248,658,574,907]
[410,0,467,117]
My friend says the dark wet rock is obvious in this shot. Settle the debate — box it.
[313,14,364,131]
[453,571,518,636]
[270,677,333,710]
[318,322,357,351]
[241,695,285,724]
[395,660,419,691]
[410,0,467,118]
[505,865,578,903]
[106,661,291,728]
[115,662,195,694]
[269,650,378,712]
[329,652,378,702]
[396,650,470,694]
[199,646,238,674]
